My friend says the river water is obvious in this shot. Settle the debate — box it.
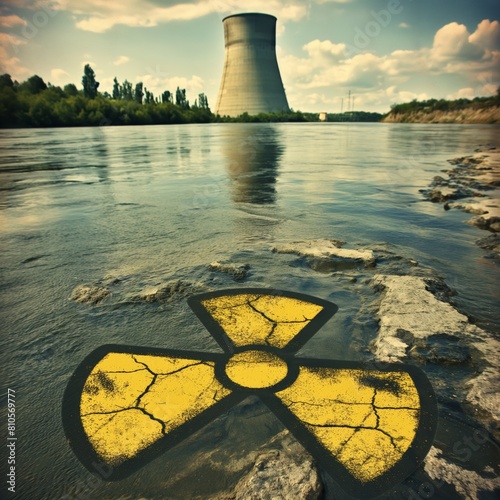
[0,123,499,499]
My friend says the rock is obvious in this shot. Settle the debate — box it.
[424,446,500,499]
[272,239,375,268]
[490,221,500,232]
[407,333,471,366]
[69,285,111,305]
[372,274,500,424]
[467,215,500,232]
[372,275,471,362]
[208,261,250,281]
[466,367,500,425]
[477,234,500,257]
[428,188,447,202]
[231,449,322,500]
[133,280,204,304]
[431,175,448,186]
[425,149,500,245]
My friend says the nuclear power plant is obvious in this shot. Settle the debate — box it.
[215,13,290,117]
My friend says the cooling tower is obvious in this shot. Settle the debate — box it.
[215,13,290,117]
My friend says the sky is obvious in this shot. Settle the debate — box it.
[0,0,499,113]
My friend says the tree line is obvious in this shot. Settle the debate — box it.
[388,89,500,117]
[0,64,383,128]
[0,64,212,128]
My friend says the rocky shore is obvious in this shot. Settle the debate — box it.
[69,234,500,499]
[420,146,500,259]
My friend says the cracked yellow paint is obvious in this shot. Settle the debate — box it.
[225,350,288,388]
[201,294,323,348]
[276,367,420,483]
[80,353,231,465]
[64,290,435,493]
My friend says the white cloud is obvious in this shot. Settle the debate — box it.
[468,19,500,50]
[446,87,475,100]
[432,22,482,61]
[113,55,129,66]
[0,15,28,28]
[49,0,314,32]
[278,18,500,112]
[136,73,205,99]
[0,33,30,78]
[303,39,348,59]
[50,68,69,83]
[399,22,409,29]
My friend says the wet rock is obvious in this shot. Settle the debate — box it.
[446,202,488,215]
[490,220,500,232]
[476,234,500,258]
[425,149,500,248]
[392,329,471,365]
[424,446,500,499]
[69,285,111,305]
[133,280,205,304]
[372,275,472,362]
[467,215,500,232]
[431,175,448,187]
[231,448,322,500]
[208,261,250,281]
[409,334,471,366]
[426,187,476,202]
[372,274,500,425]
[272,239,375,268]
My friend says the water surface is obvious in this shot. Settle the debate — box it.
[1,123,499,499]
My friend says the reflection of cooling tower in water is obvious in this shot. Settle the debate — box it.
[216,13,290,117]
[223,126,283,204]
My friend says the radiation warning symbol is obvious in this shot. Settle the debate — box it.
[62,289,437,498]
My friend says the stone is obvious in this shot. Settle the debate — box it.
[272,239,375,268]
[208,261,250,281]
[134,280,205,304]
[232,449,322,500]
[69,285,111,305]
[372,274,500,424]
[424,446,500,499]
[477,234,500,257]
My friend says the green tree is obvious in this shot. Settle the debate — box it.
[122,80,133,100]
[161,90,172,103]
[63,83,78,96]
[144,88,154,104]
[198,92,209,110]
[175,87,189,108]
[112,77,121,99]
[18,75,47,94]
[0,74,14,89]
[134,82,144,104]
[82,64,99,99]
[0,75,19,127]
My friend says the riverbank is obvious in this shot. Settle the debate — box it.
[420,146,500,259]
[382,107,500,124]
[69,235,500,498]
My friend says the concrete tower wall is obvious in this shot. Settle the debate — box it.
[215,13,290,117]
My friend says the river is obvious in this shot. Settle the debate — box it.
[0,123,499,499]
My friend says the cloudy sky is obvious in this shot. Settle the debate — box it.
[1,0,499,112]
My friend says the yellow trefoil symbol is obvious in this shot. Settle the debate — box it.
[62,289,437,498]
